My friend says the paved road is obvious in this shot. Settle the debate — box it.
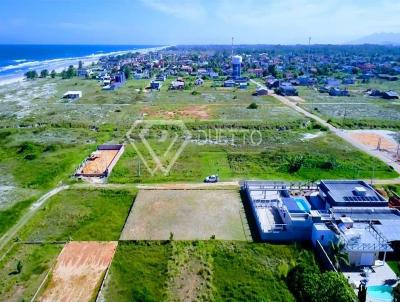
[0,185,69,253]
[251,79,400,179]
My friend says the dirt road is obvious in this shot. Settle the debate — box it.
[0,185,69,253]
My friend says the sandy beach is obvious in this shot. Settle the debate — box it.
[0,46,168,87]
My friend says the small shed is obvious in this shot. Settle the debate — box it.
[63,91,82,100]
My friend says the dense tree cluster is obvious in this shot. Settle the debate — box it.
[287,263,356,302]
[24,70,38,80]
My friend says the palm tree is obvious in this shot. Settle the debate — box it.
[329,240,350,271]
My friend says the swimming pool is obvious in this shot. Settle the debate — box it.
[294,198,311,213]
[367,285,393,302]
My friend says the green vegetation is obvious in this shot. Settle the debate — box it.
[0,243,62,301]
[0,196,37,237]
[103,241,170,302]
[388,261,400,277]
[297,84,400,129]
[0,129,97,189]
[102,241,316,302]
[247,102,258,109]
[287,263,356,302]
[18,188,135,241]
[110,132,397,184]
[24,70,38,80]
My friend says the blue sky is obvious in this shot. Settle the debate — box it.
[1,0,400,44]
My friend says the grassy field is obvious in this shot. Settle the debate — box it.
[0,243,62,301]
[120,189,249,240]
[297,82,400,129]
[17,188,136,242]
[110,131,398,183]
[101,241,315,302]
[0,188,135,300]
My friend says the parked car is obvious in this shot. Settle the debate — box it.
[204,175,219,183]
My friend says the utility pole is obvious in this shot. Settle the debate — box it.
[342,107,347,126]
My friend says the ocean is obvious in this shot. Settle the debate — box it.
[0,44,158,79]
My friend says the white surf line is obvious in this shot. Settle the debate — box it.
[0,185,69,254]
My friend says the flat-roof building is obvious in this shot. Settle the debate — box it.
[243,180,400,268]
[319,180,387,209]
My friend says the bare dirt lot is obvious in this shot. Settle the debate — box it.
[120,189,249,240]
[141,105,210,120]
[348,130,398,152]
[81,150,119,175]
[39,241,117,302]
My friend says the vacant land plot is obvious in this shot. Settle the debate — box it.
[347,130,398,152]
[102,241,315,302]
[120,189,248,240]
[297,86,400,128]
[39,241,117,302]
[0,243,62,301]
[110,131,398,183]
[18,188,135,242]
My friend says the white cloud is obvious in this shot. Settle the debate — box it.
[208,0,400,43]
[140,0,207,21]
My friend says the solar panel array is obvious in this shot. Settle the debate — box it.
[343,196,380,202]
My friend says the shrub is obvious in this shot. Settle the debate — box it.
[287,263,356,302]
[24,154,37,160]
[247,102,258,109]
[285,155,305,173]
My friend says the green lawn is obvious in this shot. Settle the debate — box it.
[101,241,315,302]
[17,188,136,242]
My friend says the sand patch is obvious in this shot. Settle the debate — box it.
[81,150,119,175]
[39,241,117,302]
[348,131,398,152]
[142,105,210,120]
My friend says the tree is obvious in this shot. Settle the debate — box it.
[394,283,400,302]
[25,70,38,80]
[123,66,132,80]
[287,263,356,302]
[66,65,76,78]
[329,240,350,271]
[50,70,57,78]
[40,69,49,78]
[268,64,278,77]
[78,60,83,69]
